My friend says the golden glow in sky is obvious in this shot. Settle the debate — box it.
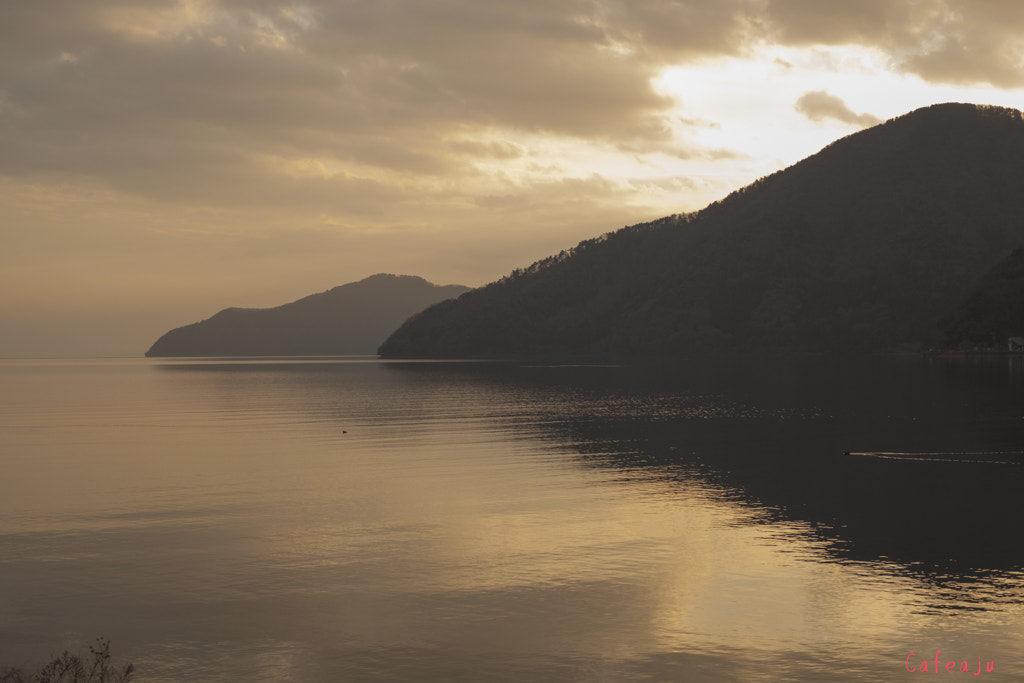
[1,0,1023,356]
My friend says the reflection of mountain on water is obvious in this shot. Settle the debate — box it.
[157,354,1024,585]
[386,356,1024,582]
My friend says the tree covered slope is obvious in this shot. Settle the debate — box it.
[380,104,1024,358]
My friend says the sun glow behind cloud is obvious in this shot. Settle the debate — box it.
[654,45,1024,179]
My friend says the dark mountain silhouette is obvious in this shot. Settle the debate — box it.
[380,103,1024,358]
[146,274,470,357]
[930,248,1024,350]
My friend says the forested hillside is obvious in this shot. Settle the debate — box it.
[380,104,1024,358]
[930,248,1024,350]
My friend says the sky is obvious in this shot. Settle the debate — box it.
[2,0,1024,357]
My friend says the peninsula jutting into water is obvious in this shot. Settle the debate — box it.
[145,274,469,357]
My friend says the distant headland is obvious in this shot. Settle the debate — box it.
[145,274,470,357]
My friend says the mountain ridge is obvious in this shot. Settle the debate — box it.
[380,103,1024,358]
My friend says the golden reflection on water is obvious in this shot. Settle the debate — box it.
[2,358,1024,681]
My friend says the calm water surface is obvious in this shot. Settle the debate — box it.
[2,355,1024,681]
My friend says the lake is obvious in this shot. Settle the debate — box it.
[2,355,1023,681]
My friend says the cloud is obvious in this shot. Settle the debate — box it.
[794,91,882,127]
[1,0,1020,214]
[0,0,755,211]
[762,0,1024,87]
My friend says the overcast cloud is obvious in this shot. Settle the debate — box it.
[4,0,1022,203]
